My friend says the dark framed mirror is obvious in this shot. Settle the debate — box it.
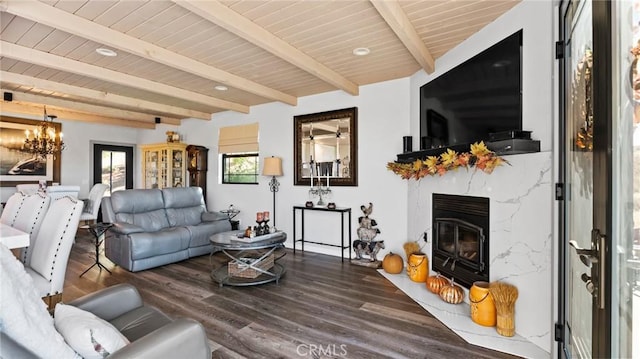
[294,107,357,187]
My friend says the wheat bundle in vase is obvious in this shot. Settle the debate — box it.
[488,282,518,337]
[403,241,420,259]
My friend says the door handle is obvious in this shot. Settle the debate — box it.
[569,240,598,267]
[569,230,606,309]
[569,240,597,258]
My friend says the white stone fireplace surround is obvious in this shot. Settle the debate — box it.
[405,151,553,356]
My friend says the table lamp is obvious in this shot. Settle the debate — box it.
[262,156,283,227]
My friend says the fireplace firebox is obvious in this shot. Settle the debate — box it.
[432,194,489,288]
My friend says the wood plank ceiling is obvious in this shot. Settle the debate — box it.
[0,0,519,129]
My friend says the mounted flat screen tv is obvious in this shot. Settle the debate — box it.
[420,30,522,150]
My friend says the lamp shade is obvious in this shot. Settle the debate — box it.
[262,156,283,176]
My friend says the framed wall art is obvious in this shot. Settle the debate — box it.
[0,116,61,186]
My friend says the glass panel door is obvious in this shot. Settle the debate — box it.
[144,149,159,189]
[612,1,639,357]
[93,144,133,195]
[172,149,184,187]
[160,149,168,188]
[561,1,595,357]
[560,1,612,357]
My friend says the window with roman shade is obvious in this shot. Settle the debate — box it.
[218,123,259,154]
[218,123,259,184]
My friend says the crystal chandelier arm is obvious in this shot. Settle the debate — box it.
[22,106,66,159]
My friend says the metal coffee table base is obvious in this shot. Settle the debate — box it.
[211,262,285,287]
[209,230,287,287]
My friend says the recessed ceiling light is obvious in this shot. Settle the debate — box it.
[214,85,228,91]
[96,48,117,57]
[352,47,370,56]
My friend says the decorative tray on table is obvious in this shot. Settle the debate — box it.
[231,231,281,243]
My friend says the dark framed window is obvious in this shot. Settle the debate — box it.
[222,153,259,184]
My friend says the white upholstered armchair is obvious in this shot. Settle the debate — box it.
[16,184,80,199]
[79,183,109,226]
[23,196,83,309]
[13,193,51,265]
[0,191,26,226]
[0,192,52,265]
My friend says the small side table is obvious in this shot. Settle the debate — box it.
[220,209,240,230]
[292,206,352,262]
[79,223,113,277]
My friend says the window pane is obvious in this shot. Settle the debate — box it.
[222,153,258,184]
[101,150,127,195]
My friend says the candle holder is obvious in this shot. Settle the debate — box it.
[309,184,332,206]
[254,219,263,236]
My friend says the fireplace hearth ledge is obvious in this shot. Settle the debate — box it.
[379,271,550,359]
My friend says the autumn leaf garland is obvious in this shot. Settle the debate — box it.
[387,141,509,180]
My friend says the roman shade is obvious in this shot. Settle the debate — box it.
[218,123,259,154]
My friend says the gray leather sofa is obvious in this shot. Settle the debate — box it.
[101,187,231,272]
[0,284,211,358]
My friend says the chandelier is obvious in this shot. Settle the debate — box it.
[23,106,65,159]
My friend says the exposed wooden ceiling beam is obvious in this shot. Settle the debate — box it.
[370,0,435,74]
[1,41,250,114]
[1,72,211,121]
[1,101,155,129]
[1,0,297,106]
[2,90,182,125]
[175,0,360,96]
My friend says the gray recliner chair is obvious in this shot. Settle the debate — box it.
[1,284,211,358]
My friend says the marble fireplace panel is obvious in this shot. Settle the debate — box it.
[406,151,553,354]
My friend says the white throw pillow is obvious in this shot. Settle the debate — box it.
[54,304,129,359]
[0,244,78,359]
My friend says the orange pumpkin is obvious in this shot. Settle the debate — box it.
[382,252,403,274]
[426,273,449,294]
[439,278,464,304]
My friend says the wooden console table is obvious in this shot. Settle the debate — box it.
[292,206,352,262]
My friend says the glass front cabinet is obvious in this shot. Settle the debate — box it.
[140,143,187,189]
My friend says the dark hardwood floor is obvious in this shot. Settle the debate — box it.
[64,230,519,359]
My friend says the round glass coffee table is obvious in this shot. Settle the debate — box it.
[209,231,286,287]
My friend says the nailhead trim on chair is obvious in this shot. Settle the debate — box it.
[45,199,81,297]
[21,193,48,264]
[7,193,27,226]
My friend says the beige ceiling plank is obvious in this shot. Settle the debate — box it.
[1,41,249,114]
[0,101,156,129]
[370,0,435,74]
[174,0,359,96]
[1,71,211,120]
[1,0,296,106]
[3,90,181,125]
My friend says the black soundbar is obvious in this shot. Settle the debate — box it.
[395,139,540,163]
[488,130,532,142]
[486,139,540,155]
